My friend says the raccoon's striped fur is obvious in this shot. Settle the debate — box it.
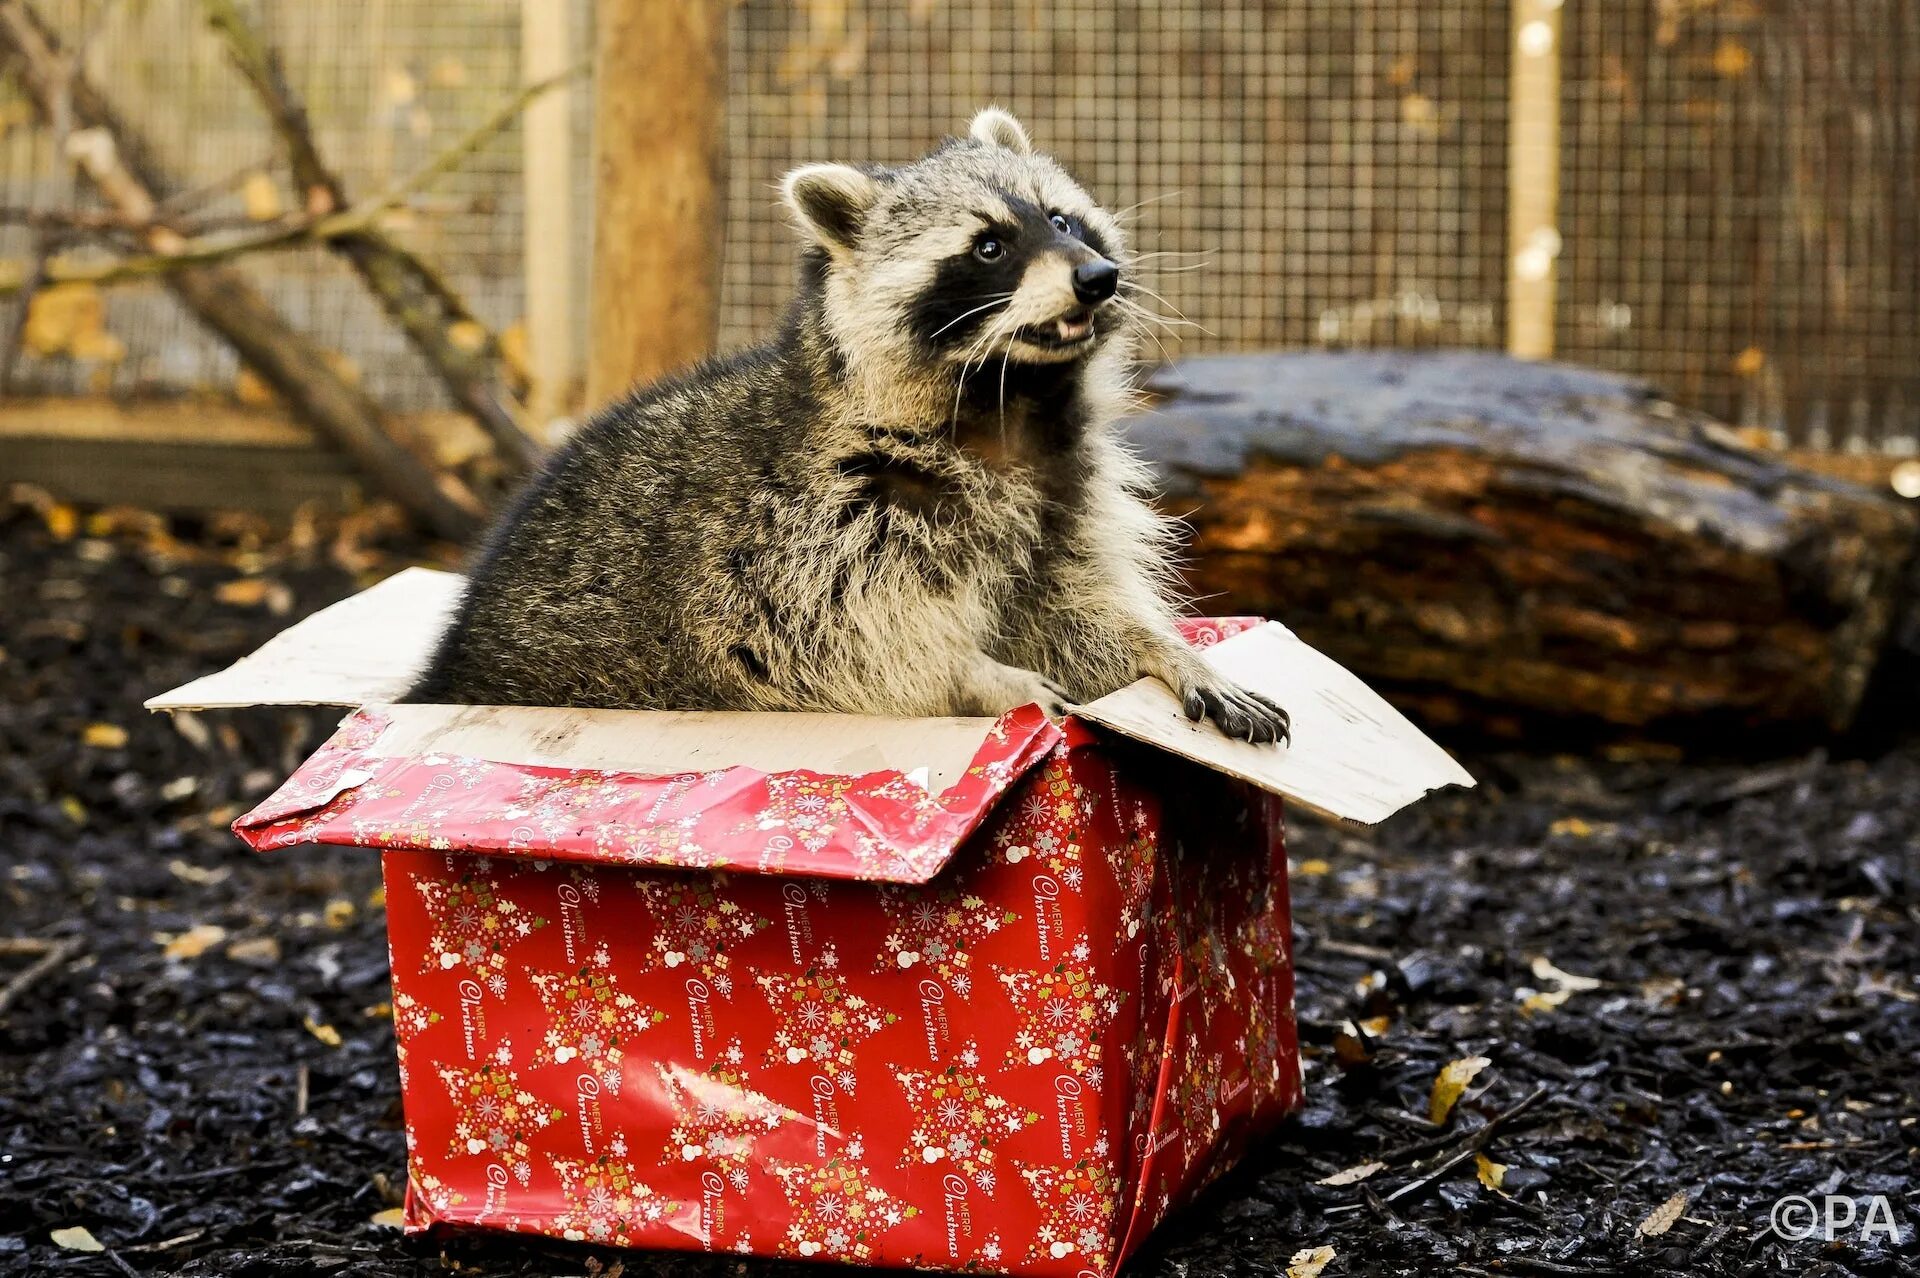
[409,109,1289,744]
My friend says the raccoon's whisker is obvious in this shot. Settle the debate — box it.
[926,294,1016,341]
[1118,280,1194,323]
[1128,250,1214,263]
[1111,190,1184,222]
[1113,292,1212,337]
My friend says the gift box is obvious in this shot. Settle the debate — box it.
[151,568,1470,1275]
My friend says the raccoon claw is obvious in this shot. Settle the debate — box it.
[1183,682,1290,746]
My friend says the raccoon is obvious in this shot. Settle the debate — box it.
[408,108,1289,745]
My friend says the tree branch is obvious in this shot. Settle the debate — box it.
[0,0,485,541]
[201,0,567,470]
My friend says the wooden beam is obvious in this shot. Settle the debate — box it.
[1506,0,1562,360]
[588,0,727,409]
[522,0,578,427]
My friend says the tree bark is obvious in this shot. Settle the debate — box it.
[588,0,727,408]
[0,0,483,541]
[1131,351,1919,736]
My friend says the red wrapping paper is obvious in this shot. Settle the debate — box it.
[232,618,1301,1275]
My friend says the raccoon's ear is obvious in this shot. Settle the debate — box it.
[968,107,1032,155]
[781,163,879,255]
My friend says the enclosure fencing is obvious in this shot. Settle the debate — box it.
[2,0,1915,451]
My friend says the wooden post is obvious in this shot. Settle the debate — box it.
[1507,0,1562,360]
[587,0,727,409]
[521,0,577,428]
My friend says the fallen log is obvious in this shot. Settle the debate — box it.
[1131,351,1919,736]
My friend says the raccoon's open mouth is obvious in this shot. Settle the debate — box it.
[1015,308,1096,348]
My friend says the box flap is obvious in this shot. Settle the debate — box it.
[1075,622,1474,825]
[232,704,1063,886]
[145,565,460,710]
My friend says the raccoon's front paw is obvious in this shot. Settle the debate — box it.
[963,658,1073,720]
[1179,679,1291,746]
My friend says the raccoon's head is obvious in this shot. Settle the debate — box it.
[781,108,1132,392]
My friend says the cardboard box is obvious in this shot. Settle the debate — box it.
[151,568,1469,1275]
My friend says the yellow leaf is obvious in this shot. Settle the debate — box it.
[1531,956,1603,992]
[69,329,126,362]
[1548,816,1591,837]
[1428,1055,1491,1125]
[1475,1153,1508,1191]
[216,578,271,607]
[1637,1188,1692,1237]
[1287,1245,1337,1278]
[1296,858,1332,877]
[50,1226,104,1252]
[498,321,531,382]
[384,66,417,105]
[1520,988,1573,1016]
[43,503,78,541]
[58,794,88,825]
[242,170,283,222]
[1712,39,1752,78]
[1316,1161,1385,1187]
[370,1207,407,1229]
[82,722,128,749]
[159,923,228,959]
[324,898,357,929]
[446,319,488,353]
[23,283,109,358]
[226,936,282,964]
[234,367,277,406]
[1733,346,1767,376]
[304,1016,343,1047]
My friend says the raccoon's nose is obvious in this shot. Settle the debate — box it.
[1072,259,1120,305]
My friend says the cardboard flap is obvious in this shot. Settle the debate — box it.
[1076,623,1474,824]
[146,565,461,711]
[232,704,1063,886]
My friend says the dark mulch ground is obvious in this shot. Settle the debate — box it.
[3,490,1916,1277]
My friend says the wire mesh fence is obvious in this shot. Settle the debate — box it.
[1,1,1915,451]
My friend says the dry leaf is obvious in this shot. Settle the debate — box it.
[1287,1245,1337,1278]
[234,368,277,406]
[1520,988,1573,1016]
[167,858,228,886]
[242,170,283,222]
[216,578,273,607]
[81,722,128,749]
[24,283,121,361]
[1638,1188,1692,1237]
[1712,39,1752,77]
[1548,816,1592,837]
[43,503,78,541]
[50,1226,104,1252]
[1474,1153,1508,1191]
[304,1017,343,1048]
[1317,1161,1385,1186]
[446,319,489,353]
[160,923,228,959]
[1531,956,1603,992]
[324,898,357,929]
[1296,858,1332,877]
[369,1207,407,1229]
[226,936,282,964]
[1428,1055,1491,1124]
